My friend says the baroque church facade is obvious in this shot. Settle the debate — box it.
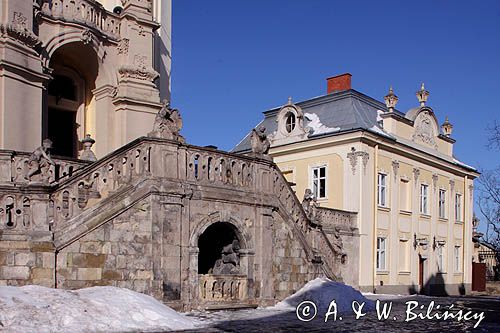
[0,0,348,310]
[233,74,479,295]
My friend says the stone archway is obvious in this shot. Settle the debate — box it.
[189,212,255,307]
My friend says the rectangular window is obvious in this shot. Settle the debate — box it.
[400,179,410,211]
[437,245,444,272]
[438,189,446,219]
[311,166,327,199]
[376,237,387,271]
[454,246,461,272]
[420,184,429,215]
[455,193,462,221]
[377,173,387,207]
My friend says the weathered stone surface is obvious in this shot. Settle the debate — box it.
[31,268,53,279]
[77,268,102,281]
[14,253,36,266]
[72,254,106,268]
[0,266,30,280]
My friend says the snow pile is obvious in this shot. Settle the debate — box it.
[305,113,340,135]
[272,278,374,314]
[0,285,200,333]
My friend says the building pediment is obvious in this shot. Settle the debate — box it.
[409,107,440,149]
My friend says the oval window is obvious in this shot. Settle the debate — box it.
[285,113,296,133]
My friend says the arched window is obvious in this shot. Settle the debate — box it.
[285,113,296,133]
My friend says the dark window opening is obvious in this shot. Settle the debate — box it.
[48,108,77,158]
[285,113,296,133]
[48,75,77,101]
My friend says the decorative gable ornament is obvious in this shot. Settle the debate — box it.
[412,109,439,149]
[269,97,309,146]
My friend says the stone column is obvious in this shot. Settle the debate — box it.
[239,249,255,301]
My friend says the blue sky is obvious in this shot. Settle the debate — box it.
[171,1,499,169]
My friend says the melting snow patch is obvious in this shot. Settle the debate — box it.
[0,285,200,333]
[270,278,374,314]
[453,158,476,170]
[305,113,340,135]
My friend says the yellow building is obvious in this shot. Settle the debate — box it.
[233,74,479,295]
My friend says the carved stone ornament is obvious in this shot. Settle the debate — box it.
[12,12,28,29]
[413,168,420,186]
[211,240,241,275]
[118,54,159,81]
[26,139,56,183]
[412,111,438,149]
[269,97,309,146]
[432,173,438,191]
[449,179,455,192]
[81,29,93,45]
[80,134,97,162]
[250,126,271,159]
[0,23,41,49]
[392,160,400,180]
[117,38,130,55]
[148,100,184,142]
[347,147,369,175]
[302,189,320,225]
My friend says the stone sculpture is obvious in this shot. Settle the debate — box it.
[148,100,184,142]
[250,126,270,156]
[302,188,320,225]
[26,139,55,182]
[211,240,241,275]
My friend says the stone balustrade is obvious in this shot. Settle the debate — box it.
[199,274,248,302]
[0,137,344,281]
[39,0,121,39]
[316,207,357,230]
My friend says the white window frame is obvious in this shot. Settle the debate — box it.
[376,237,387,271]
[454,246,461,272]
[438,189,446,219]
[311,165,327,200]
[377,173,388,207]
[420,184,429,215]
[455,193,462,221]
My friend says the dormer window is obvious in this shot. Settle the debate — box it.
[285,113,296,133]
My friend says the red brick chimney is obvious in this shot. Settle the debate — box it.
[326,73,352,94]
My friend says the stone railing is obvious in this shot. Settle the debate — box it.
[0,150,89,186]
[39,0,121,39]
[316,207,357,230]
[0,137,343,280]
[199,274,248,302]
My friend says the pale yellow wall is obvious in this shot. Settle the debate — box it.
[274,150,344,210]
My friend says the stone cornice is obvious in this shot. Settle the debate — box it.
[0,24,41,49]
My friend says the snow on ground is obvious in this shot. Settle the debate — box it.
[0,285,200,333]
[270,277,374,314]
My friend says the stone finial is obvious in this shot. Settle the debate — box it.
[81,134,97,162]
[416,83,429,107]
[441,116,453,137]
[384,86,398,112]
[287,96,293,105]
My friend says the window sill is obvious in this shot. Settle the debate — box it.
[399,210,412,216]
[398,271,411,275]
[420,214,431,219]
[378,206,390,212]
[455,220,463,225]
[376,270,389,275]
[438,218,448,223]
[453,272,463,276]
[437,271,447,275]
